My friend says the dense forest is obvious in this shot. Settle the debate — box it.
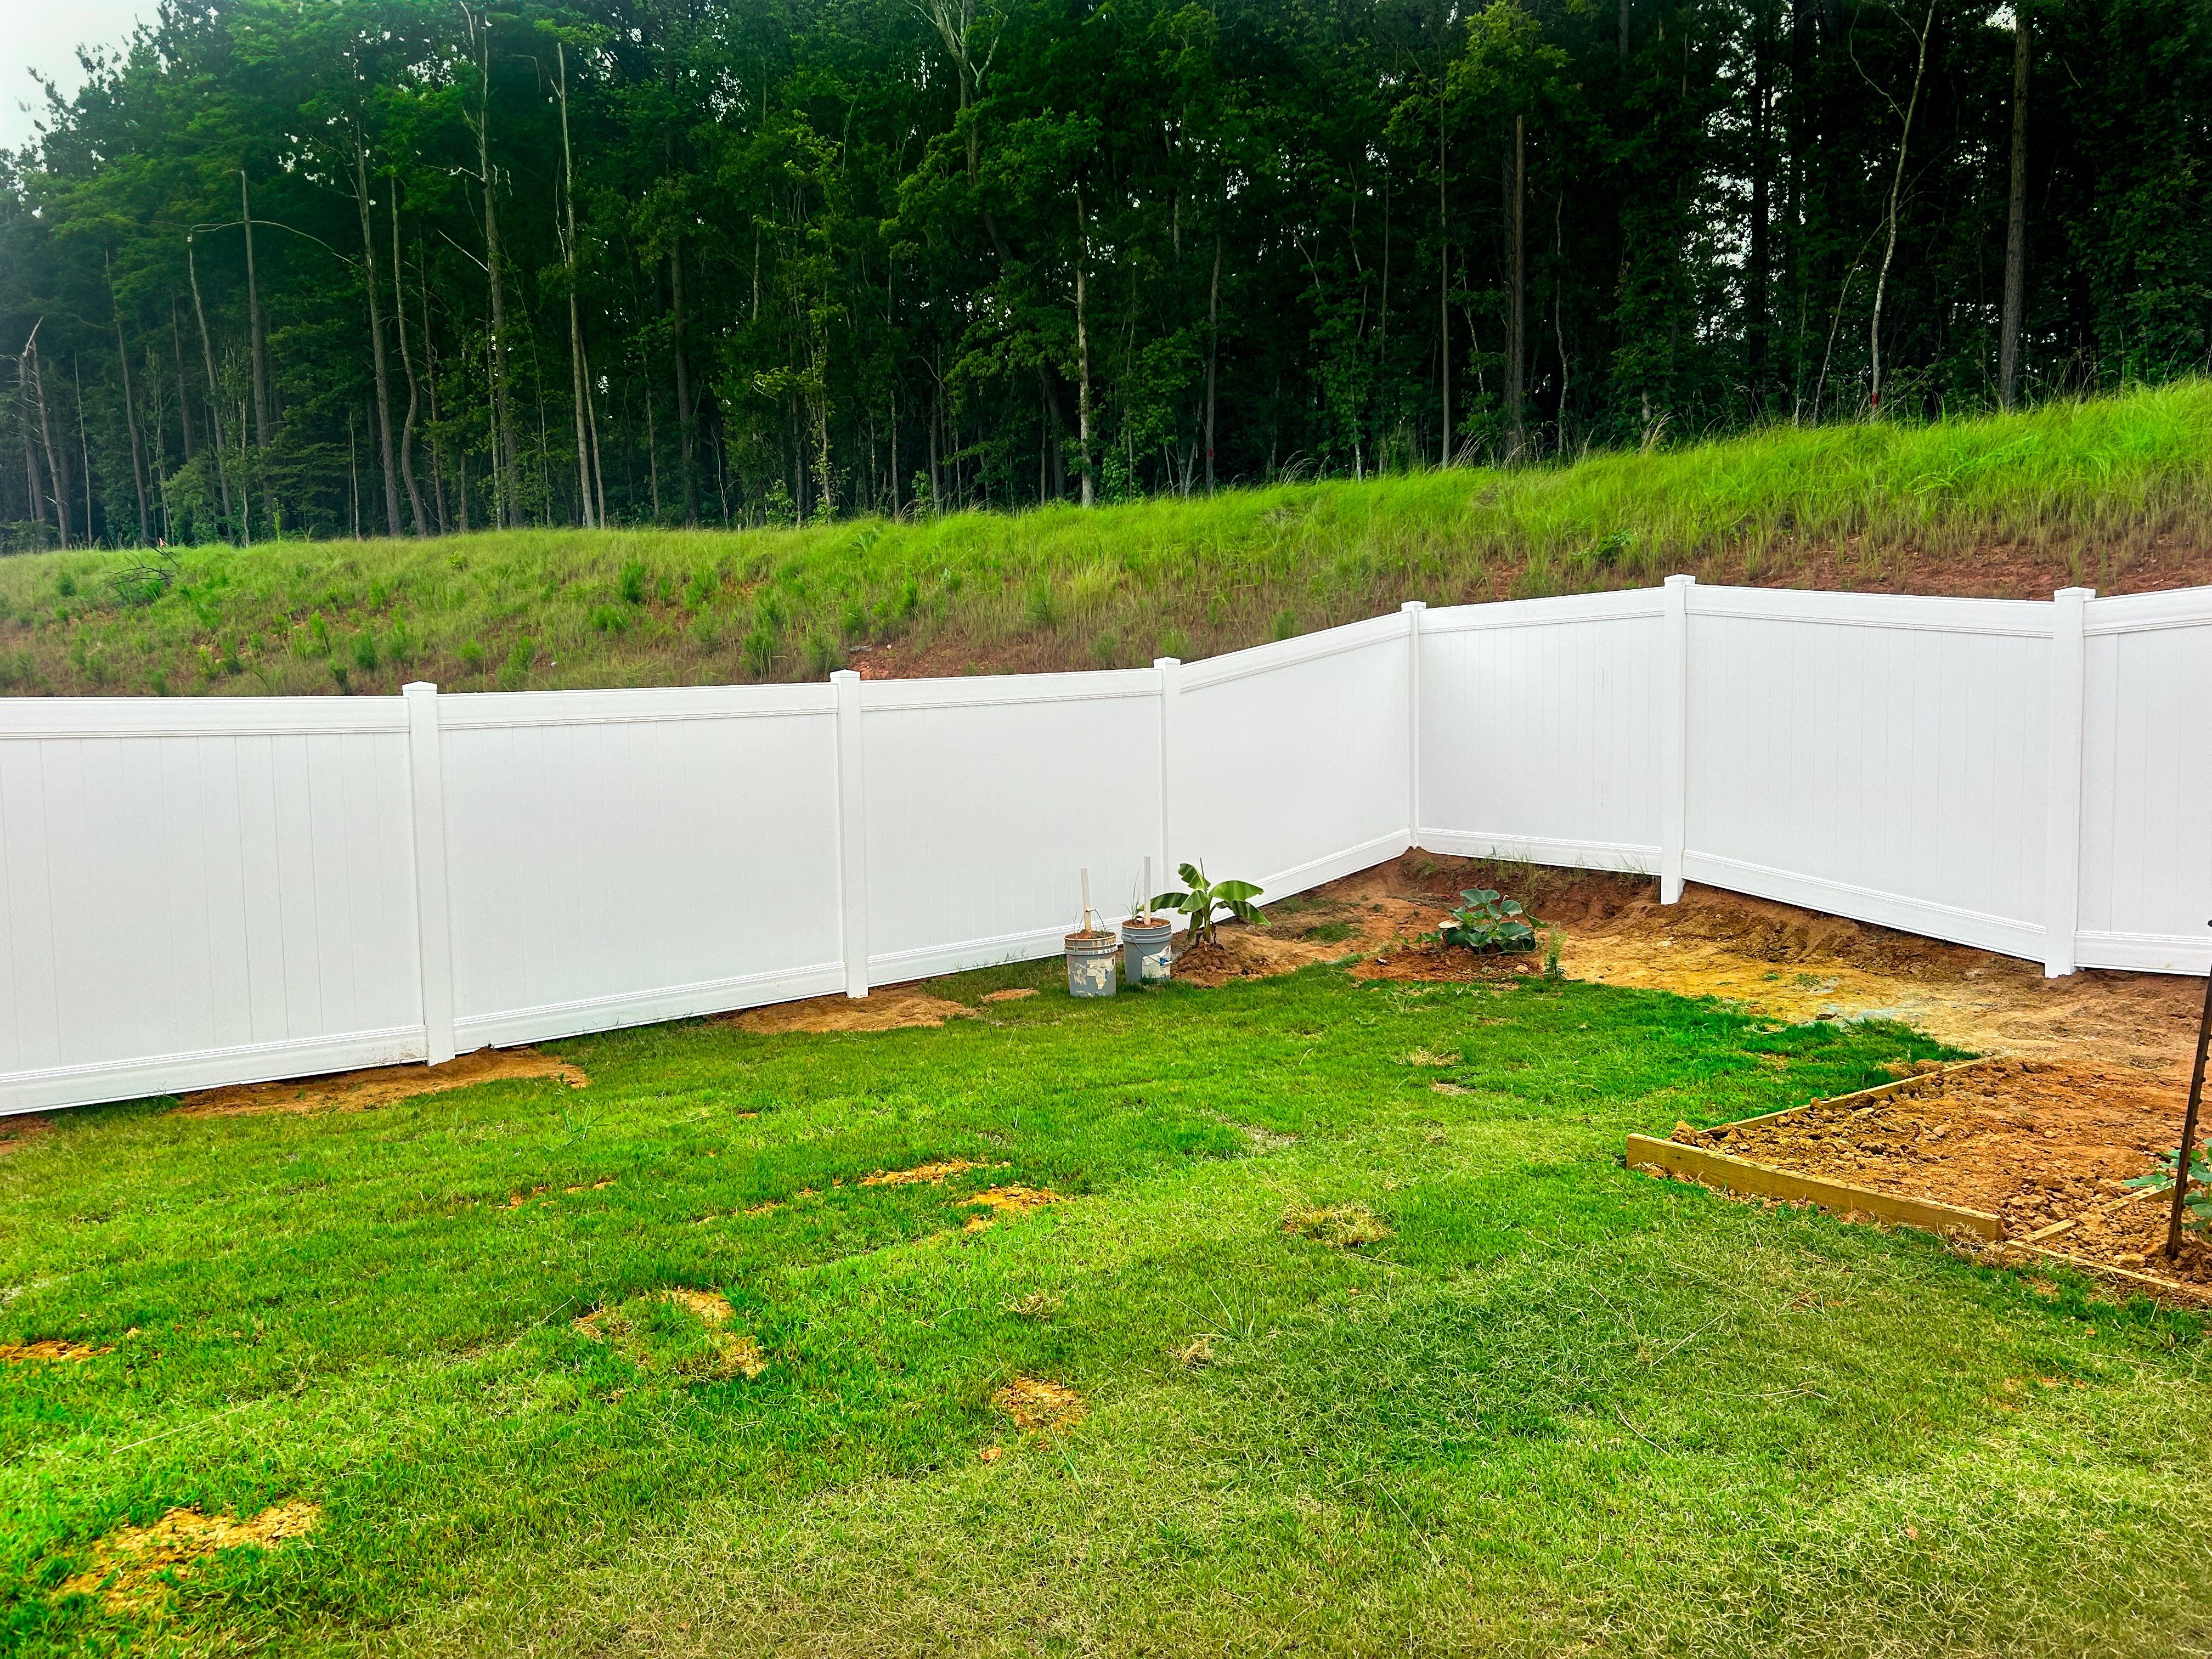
[1,0,2207,550]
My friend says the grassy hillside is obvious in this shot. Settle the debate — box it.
[3,383,2210,698]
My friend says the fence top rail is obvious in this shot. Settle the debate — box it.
[1422,589,1665,633]
[1688,583,2055,638]
[2084,583,2212,635]
[858,665,1158,713]
[0,695,409,740]
[1181,610,1410,690]
[436,681,835,730]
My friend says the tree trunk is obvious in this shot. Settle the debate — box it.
[240,170,273,451]
[1205,232,1222,495]
[1504,115,1526,463]
[557,43,595,528]
[1075,188,1093,507]
[186,234,235,536]
[671,241,697,525]
[390,196,426,533]
[110,257,150,543]
[1747,2,1773,407]
[1998,7,2029,408]
[169,298,196,460]
[352,132,404,537]
[471,8,518,526]
[421,250,449,534]
[1438,86,1451,467]
[1619,0,1630,58]
[18,355,44,533]
[1869,0,1934,413]
[74,354,95,543]
[31,343,69,547]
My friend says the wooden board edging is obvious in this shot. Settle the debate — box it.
[1707,1054,2003,1141]
[1999,1239,2212,1307]
[1627,1133,2005,1242]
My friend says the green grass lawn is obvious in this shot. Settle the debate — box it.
[3,381,2210,698]
[4,958,2209,1657]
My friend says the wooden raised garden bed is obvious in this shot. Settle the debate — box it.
[1627,1056,2212,1305]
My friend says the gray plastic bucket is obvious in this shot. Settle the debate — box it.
[1121,918,1173,984]
[1064,930,1119,997]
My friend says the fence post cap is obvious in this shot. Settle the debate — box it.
[2053,585,2096,600]
[1400,599,1427,612]
[1663,573,1696,588]
[402,680,438,696]
[829,668,861,685]
[1153,656,1181,669]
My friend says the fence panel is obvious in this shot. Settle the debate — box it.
[1680,586,2051,958]
[857,671,1163,983]
[0,700,422,1113]
[437,686,847,1047]
[1174,614,1414,901]
[2076,588,2212,973]
[1416,591,1666,871]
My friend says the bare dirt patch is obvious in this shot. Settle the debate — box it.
[0,1115,51,1154]
[1281,1202,1392,1248]
[993,1376,1087,1434]
[861,1158,1003,1187]
[58,1501,320,1616]
[1706,1059,2176,1229]
[960,1184,1063,1232]
[730,988,979,1035]
[1269,852,2203,1075]
[176,1047,584,1118]
[574,1289,767,1379]
[981,987,1038,1003]
[1,1339,111,1364]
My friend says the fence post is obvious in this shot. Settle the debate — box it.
[1402,601,1426,849]
[1154,656,1182,898]
[402,681,457,1064]
[832,669,871,998]
[2042,585,2094,978]
[1659,574,1694,904]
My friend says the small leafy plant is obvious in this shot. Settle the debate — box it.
[1436,888,1537,953]
[1151,861,1266,949]
[2125,1142,2212,1237]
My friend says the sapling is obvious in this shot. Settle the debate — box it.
[1151,861,1266,948]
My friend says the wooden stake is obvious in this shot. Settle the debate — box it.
[2164,920,2212,1259]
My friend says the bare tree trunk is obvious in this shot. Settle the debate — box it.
[420,247,449,533]
[1869,0,1934,413]
[557,42,595,529]
[352,131,404,537]
[74,355,95,543]
[645,376,661,520]
[170,298,197,460]
[671,242,697,525]
[27,340,70,548]
[466,5,518,524]
[1206,231,1222,495]
[1075,188,1093,507]
[390,196,426,533]
[1620,0,1630,58]
[186,234,235,536]
[1747,2,1773,408]
[1504,115,1526,463]
[240,170,273,450]
[1998,7,2029,408]
[1438,83,1451,467]
[19,356,45,534]
[109,255,150,543]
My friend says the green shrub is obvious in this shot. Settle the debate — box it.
[618,558,648,606]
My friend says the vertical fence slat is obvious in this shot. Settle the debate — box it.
[2042,586,2093,977]
[1660,574,1694,904]
[1402,601,1425,845]
[403,681,456,1064]
[1155,656,1182,898]
[833,669,871,998]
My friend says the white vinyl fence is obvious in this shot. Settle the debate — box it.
[4,578,2209,1115]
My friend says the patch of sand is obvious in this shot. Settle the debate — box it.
[574,1289,766,1379]
[861,1158,1003,1187]
[175,1047,584,1118]
[58,1501,320,1616]
[0,1115,50,1154]
[993,1376,1086,1434]
[731,988,979,1035]
[981,988,1038,1003]
[1,1339,111,1364]
[961,1184,1060,1216]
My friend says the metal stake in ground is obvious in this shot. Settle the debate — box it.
[2166,919,2212,1260]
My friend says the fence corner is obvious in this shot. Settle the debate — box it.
[2041,586,2094,977]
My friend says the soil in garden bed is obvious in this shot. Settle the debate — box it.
[1695,1057,2211,1287]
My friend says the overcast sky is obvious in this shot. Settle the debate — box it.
[2,1,149,154]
